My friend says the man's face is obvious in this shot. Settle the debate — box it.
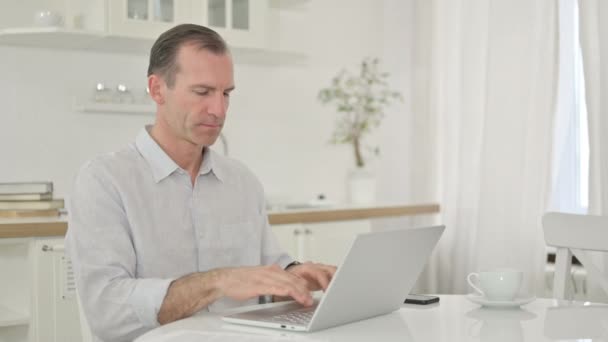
[160,44,234,147]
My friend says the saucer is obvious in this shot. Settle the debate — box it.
[466,294,536,308]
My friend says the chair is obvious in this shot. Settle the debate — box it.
[42,243,93,340]
[542,212,608,299]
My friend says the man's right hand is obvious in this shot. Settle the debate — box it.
[216,264,314,306]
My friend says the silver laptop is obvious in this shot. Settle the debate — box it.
[222,225,445,332]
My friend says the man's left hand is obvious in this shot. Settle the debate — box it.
[285,261,337,292]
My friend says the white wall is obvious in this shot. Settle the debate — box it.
[0,1,423,208]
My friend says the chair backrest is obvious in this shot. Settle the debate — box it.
[542,212,608,299]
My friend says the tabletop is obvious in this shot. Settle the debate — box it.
[135,295,608,342]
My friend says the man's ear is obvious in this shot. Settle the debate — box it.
[148,74,165,105]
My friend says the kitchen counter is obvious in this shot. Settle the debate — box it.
[0,203,440,238]
[267,203,439,224]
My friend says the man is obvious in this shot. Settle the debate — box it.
[65,24,336,342]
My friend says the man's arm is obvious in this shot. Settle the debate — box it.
[157,264,313,324]
[66,163,173,341]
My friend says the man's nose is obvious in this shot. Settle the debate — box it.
[208,93,227,118]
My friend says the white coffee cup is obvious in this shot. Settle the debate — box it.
[467,269,523,301]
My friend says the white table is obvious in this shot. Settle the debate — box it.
[136,295,608,342]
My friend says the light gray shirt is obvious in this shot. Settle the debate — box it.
[65,127,293,342]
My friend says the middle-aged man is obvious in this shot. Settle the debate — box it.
[65,23,336,341]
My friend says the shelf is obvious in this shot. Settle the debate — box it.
[74,101,155,115]
[0,27,308,65]
[0,27,151,54]
[0,306,28,328]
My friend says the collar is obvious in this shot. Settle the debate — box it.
[199,146,225,182]
[135,126,225,183]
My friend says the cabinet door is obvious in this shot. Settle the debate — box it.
[306,221,372,266]
[192,0,268,49]
[271,224,304,261]
[0,239,29,342]
[107,0,193,39]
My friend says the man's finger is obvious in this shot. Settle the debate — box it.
[289,264,334,291]
[261,266,313,305]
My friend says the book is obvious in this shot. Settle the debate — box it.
[0,209,60,218]
[0,182,53,195]
[0,193,53,201]
[0,199,64,210]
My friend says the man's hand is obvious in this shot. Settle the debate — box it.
[285,262,337,291]
[217,264,315,306]
[271,262,337,303]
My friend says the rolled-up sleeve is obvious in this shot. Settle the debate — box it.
[260,211,294,269]
[252,177,293,269]
[65,162,173,341]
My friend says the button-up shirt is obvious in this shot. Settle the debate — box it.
[65,127,292,341]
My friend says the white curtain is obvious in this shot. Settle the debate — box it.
[579,0,608,216]
[413,0,558,295]
[578,0,608,301]
[549,0,586,214]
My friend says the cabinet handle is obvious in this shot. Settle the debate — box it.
[294,229,301,236]
[42,244,65,252]
[304,228,312,235]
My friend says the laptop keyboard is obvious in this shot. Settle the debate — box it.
[270,307,315,325]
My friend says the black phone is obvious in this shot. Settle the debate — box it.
[404,294,440,305]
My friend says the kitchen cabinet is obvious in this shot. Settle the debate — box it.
[272,220,372,266]
[191,0,268,49]
[271,223,301,261]
[0,237,82,342]
[106,0,191,39]
[106,0,267,47]
[0,239,29,342]
[306,220,372,266]
[0,0,307,64]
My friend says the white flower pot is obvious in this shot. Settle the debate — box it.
[348,168,376,205]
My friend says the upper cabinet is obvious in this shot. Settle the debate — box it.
[106,0,267,49]
[0,0,306,64]
[106,0,191,39]
[192,0,267,49]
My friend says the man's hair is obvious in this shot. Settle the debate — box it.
[147,24,229,88]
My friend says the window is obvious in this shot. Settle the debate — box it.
[550,0,589,214]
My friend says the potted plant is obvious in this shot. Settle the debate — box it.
[318,57,402,203]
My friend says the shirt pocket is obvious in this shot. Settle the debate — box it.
[212,214,264,268]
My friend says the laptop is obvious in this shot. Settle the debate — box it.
[222,225,445,332]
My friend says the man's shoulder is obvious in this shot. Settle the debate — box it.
[210,150,261,184]
[77,143,141,179]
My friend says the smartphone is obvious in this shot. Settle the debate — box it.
[404,294,440,305]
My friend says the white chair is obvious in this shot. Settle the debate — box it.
[542,212,608,300]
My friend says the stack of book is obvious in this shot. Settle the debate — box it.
[0,182,64,218]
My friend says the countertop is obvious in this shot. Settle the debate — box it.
[0,203,440,238]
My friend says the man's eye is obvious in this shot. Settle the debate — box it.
[223,92,231,97]
[194,90,208,96]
